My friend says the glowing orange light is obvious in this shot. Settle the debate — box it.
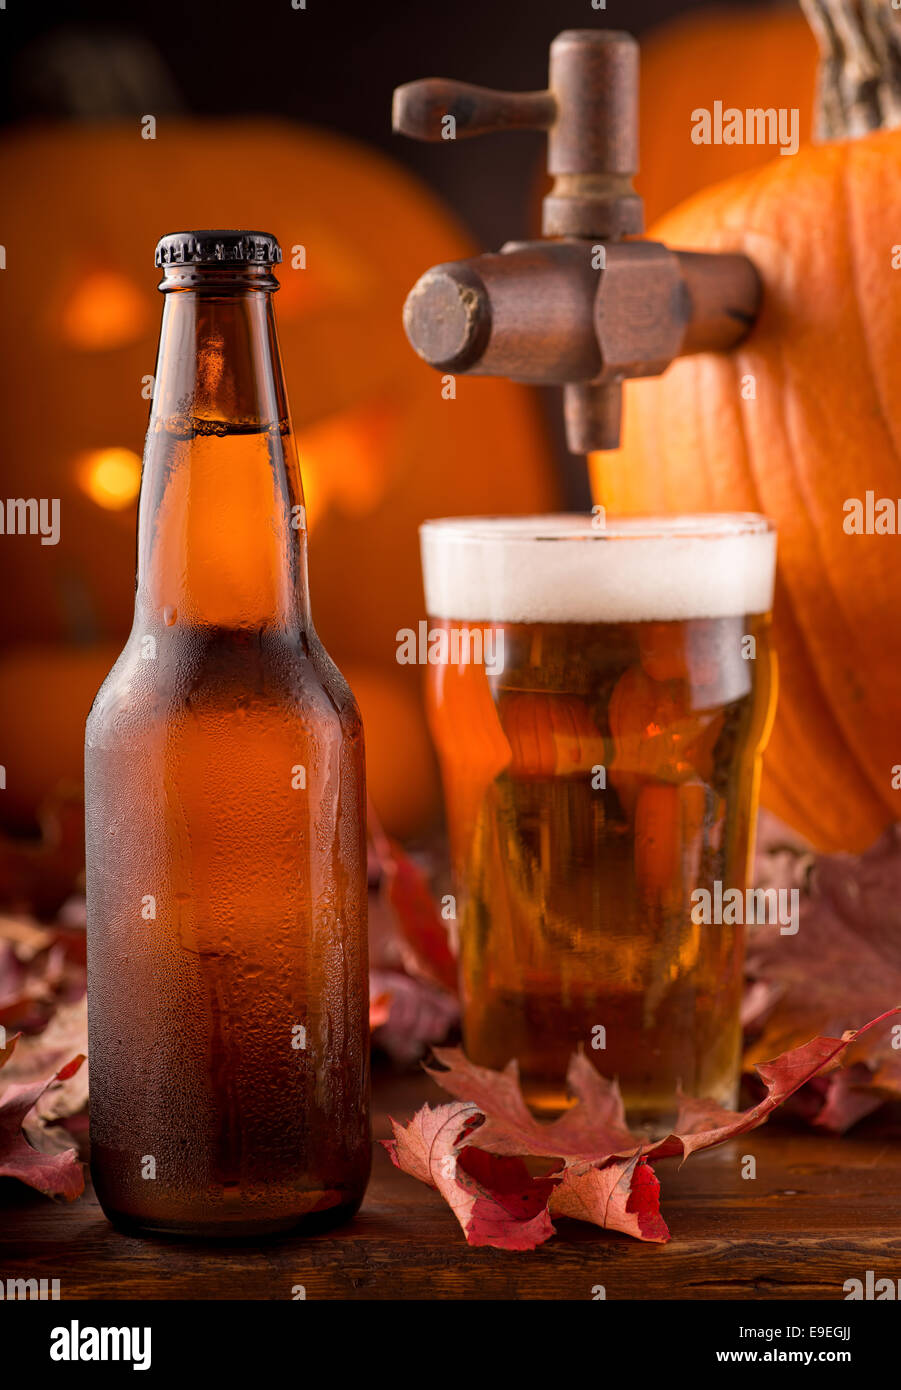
[76,448,142,510]
[61,271,149,350]
[296,402,395,528]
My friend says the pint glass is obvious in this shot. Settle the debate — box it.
[421,514,777,1124]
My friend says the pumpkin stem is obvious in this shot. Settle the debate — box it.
[801,0,901,139]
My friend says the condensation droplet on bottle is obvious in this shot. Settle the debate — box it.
[163,605,178,627]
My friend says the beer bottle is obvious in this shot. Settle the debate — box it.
[85,231,370,1237]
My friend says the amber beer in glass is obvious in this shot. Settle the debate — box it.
[85,231,370,1236]
[421,515,777,1124]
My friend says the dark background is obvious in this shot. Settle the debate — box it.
[1,0,759,502]
[3,0,751,251]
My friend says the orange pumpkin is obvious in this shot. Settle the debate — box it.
[637,4,818,225]
[500,692,605,779]
[425,649,512,866]
[0,119,556,837]
[0,644,120,830]
[592,3,901,853]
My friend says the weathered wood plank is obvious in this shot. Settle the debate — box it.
[2,1073,899,1300]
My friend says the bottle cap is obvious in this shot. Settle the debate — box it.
[154,230,282,268]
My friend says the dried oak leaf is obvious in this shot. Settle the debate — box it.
[0,997,89,1141]
[0,910,86,1035]
[746,823,901,1129]
[369,985,393,1032]
[384,1058,660,1249]
[384,1101,557,1250]
[550,1151,669,1244]
[369,969,460,1065]
[431,1017,899,1168]
[0,1035,85,1199]
[368,804,458,995]
[384,1011,900,1250]
[426,1046,636,1160]
[380,846,458,994]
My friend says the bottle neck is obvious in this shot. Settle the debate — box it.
[136,271,311,635]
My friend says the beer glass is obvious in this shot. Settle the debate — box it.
[421,514,777,1125]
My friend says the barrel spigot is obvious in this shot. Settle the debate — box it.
[393,29,761,454]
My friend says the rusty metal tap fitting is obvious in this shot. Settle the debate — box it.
[393,29,761,454]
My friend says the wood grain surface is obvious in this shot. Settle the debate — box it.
[3,1069,900,1301]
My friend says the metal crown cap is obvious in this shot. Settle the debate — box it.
[154,230,282,268]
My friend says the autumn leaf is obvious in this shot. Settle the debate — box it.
[368,803,458,995]
[384,1101,558,1250]
[0,1030,17,1069]
[383,1073,660,1248]
[381,848,458,994]
[0,997,89,1144]
[550,1152,669,1244]
[644,1012,901,1163]
[385,1010,901,1250]
[747,819,901,1129]
[425,1046,635,1160]
[455,1146,559,1251]
[369,969,460,1065]
[0,1036,85,1200]
[384,1100,473,1187]
[0,909,86,1035]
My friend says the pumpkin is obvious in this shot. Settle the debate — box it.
[0,644,121,831]
[591,0,901,853]
[0,117,556,838]
[637,3,818,225]
[500,692,605,779]
[424,648,512,868]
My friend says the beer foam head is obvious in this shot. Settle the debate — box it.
[420,514,776,623]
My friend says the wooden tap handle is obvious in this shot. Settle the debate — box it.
[393,32,642,237]
[392,79,556,141]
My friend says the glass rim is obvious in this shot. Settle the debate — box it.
[419,512,776,544]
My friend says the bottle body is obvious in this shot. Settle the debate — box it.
[86,238,370,1237]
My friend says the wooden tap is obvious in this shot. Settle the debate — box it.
[393,29,761,454]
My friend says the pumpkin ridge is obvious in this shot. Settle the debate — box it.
[762,309,861,843]
[760,738,820,834]
[697,353,717,517]
[598,5,901,849]
[683,157,887,849]
[782,141,901,820]
[839,144,901,474]
[777,314,867,811]
[725,172,849,846]
[729,162,773,520]
[747,148,897,845]
[689,348,712,514]
[730,169,847,846]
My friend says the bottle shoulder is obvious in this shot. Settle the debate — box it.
[86,625,362,739]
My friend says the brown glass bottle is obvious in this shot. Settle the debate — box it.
[85,231,370,1238]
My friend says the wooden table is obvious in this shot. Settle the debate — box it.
[3,1068,900,1302]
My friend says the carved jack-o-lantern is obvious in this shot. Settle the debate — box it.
[0,119,556,836]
